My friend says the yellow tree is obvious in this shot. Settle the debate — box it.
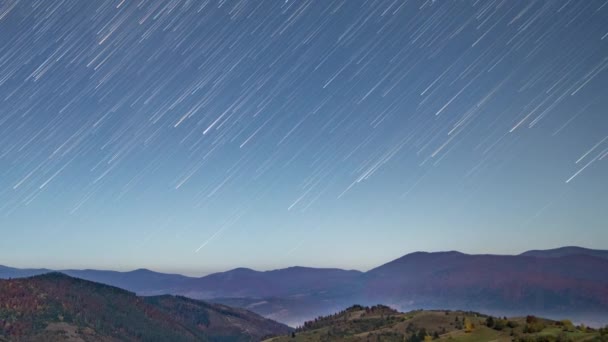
[464,318,474,333]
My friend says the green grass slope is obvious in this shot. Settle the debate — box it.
[265,305,608,342]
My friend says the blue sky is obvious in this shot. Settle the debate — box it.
[0,0,607,275]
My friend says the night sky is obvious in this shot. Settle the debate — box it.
[0,0,607,275]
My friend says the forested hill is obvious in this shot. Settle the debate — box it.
[0,272,291,341]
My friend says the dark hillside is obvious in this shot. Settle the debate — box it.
[0,273,291,341]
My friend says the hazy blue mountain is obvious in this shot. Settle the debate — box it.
[521,246,608,260]
[182,266,363,299]
[0,265,50,279]
[363,251,608,312]
[62,268,192,295]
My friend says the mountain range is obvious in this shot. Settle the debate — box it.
[2,246,607,327]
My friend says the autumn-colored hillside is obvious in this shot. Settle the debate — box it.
[0,272,291,341]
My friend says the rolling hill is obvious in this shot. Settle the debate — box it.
[0,273,291,341]
[264,305,608,342]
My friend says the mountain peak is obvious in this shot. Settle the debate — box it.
[25,271,69,280]
[224,267,257,274]
[131,268,155,273]
[391,250,466,262]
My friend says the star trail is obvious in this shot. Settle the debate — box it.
[0,0,606,274]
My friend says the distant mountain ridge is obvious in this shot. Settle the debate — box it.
[2,246,608,328]
[0,273,291,341]
[520,246,608,260]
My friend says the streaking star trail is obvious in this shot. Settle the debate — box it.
[0,0,606,274]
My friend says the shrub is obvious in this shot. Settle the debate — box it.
[523,321,545,333]
[486,316,495,328]
[507,320,518,328]
[493,319,506,331]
